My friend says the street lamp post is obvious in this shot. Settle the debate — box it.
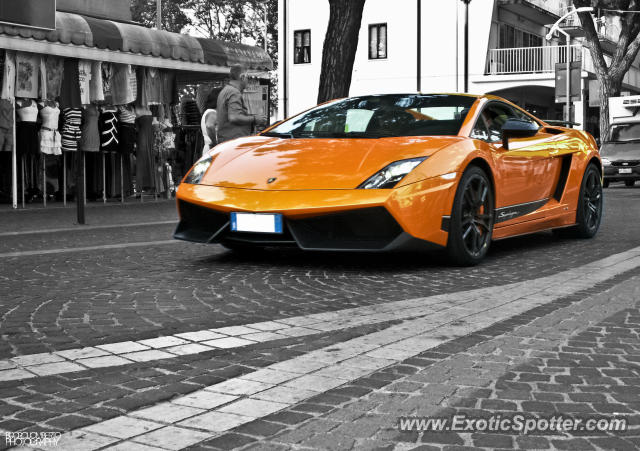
[545,7,594,123]
[461,0,471,93]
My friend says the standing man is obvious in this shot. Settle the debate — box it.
[216,65,266,143]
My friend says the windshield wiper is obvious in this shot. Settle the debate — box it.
[262,131,294,139]
[293,131,395,139]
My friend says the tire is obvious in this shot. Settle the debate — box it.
[562,164,603,239]
[447,166,495,266]
[603,179,610,188]
[625,180,635,187]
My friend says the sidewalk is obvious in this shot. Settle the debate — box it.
[0,199,178,233]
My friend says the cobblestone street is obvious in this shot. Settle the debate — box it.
[1,186,640,450]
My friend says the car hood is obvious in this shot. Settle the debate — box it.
[200,135,461,190]
[601,142,640,160]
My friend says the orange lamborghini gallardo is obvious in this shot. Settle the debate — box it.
[174,94,603,265]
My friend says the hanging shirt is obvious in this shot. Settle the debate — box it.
[45,56,64,101]
[15,52,39,99]
[102,63,112,102]
[90,61,104,102]
[147,68,162,105]
[78,60,92,105]
[1,50,16,100]
[111,64,135,105]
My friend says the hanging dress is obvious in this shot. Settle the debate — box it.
[79,104,100,152]
[99,109,119,153]
[16,99,39,156]
[61,108,82,152]
[39,103,61,155]
[60,59,81,109]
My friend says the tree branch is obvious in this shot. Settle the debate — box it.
[576,9,609,76]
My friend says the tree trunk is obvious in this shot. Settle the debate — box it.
[317,0,366,104]
[598,75,622,142]
[575,4,640,141]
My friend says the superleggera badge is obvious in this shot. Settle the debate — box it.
[267,177,277,184]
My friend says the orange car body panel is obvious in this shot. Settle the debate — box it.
[176,94,601,249]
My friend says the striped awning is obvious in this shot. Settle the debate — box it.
[0,12,273,71]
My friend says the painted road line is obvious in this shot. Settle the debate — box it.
[0,240,180,259]
[2,245,640,383]
[0,220,177,237]
[55,252,640,451]
[0,291,460,381]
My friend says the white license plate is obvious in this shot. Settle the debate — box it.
[230,213,283,234]
[619,168,633,174]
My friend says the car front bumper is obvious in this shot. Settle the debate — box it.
[174,178,457,251]
[604,165,640,181]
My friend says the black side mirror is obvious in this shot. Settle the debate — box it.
[502,119,539,149]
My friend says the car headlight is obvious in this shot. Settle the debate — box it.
[601,157,611,166]
[358,157,428,189]
[184,156,213,185]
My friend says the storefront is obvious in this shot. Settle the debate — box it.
[0,11,273,209]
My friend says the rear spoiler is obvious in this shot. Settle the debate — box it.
[543,120,581,127]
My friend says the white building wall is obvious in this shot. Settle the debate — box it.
[350,0,418,97]
[278,0,562,120]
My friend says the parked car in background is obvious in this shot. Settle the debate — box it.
[603,96,640,187]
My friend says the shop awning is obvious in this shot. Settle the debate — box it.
[0,12,273,73]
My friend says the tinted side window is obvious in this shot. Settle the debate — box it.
[472,103,519,143]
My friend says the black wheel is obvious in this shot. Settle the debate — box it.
[625,180,635,187]
[560,164,603,239]
[603,179,610,188]
[447,166,494,266]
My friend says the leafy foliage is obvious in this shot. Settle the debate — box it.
[131,0,191,33]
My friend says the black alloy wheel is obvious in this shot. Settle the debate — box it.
[563,164,603,239]
[447,166,495,266]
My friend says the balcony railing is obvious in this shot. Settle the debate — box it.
[485,45,582,75]
[526,0,566,16]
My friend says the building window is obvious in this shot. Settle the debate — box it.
[294,30,311,64]
[369,23,387,59]
[499,23,542,48]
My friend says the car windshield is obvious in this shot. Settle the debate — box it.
[265,94,476,139]
[608,123,640,143]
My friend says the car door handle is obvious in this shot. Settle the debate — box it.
[550,149,560,155]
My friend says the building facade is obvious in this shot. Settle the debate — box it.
[278,0,640,139]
